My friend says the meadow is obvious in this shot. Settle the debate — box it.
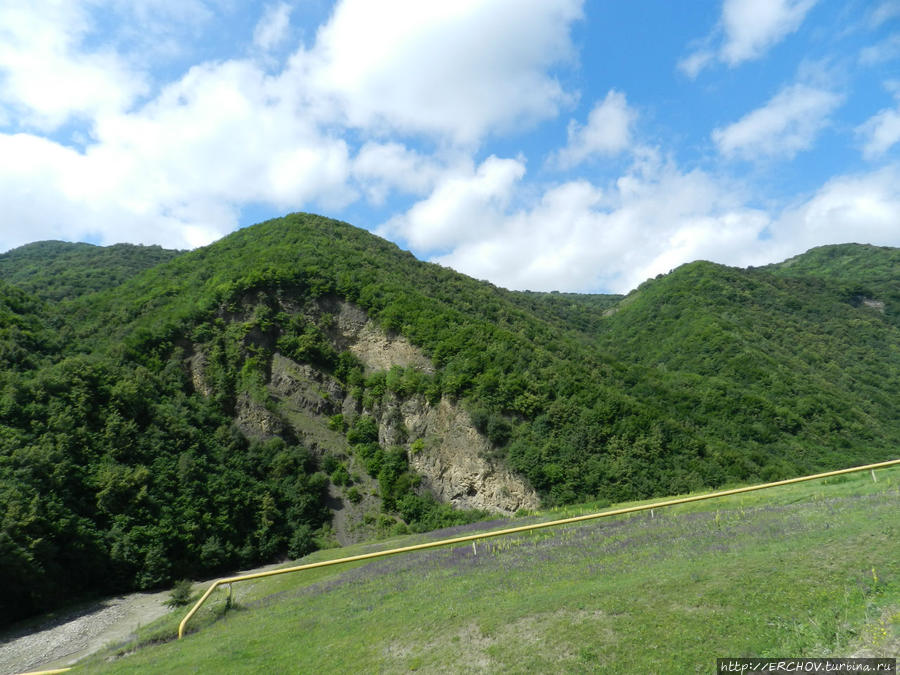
[76,465,899,673]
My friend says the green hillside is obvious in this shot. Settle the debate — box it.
[0,213,897,628]
[591,259,899,474]
[0,240,183,303]
[768,243,899,289]
[767,243,900,329]
[0,281,58,371]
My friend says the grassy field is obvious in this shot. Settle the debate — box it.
[77,466,899,673]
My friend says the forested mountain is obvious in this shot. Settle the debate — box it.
[0,240,183,303]
[766,243,900,328]
[1,213,897,626]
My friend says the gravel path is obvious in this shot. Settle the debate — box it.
[0,590,170,675]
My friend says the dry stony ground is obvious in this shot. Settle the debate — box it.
[0,558,291,675]
[0,590,171,674]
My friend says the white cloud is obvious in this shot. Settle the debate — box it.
[858,96,900,159]
[0,53,359,253]
[678,49,715,79]
[92,59,355,208]
[0,0,586,253]
[712,84,842,160]
[384,131,900,293]
[398,160,900,294]
[768,166,900,258]
[377,156,526,252]
[0,0,895,298]
[0,131,230,251]
[680,0,818,76]
[105,0,217,62]
[254,3,292,52]
[720,0,818,64]
[351,142,447,205]
[0,1,148,131]
[552,91,636,168]
[385,152,771,293]
[295,0,582,144]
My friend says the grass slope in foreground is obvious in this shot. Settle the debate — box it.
[81,466,899,674]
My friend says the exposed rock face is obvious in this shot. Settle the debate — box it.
[187,351,212,397]
[264,352,539,514]
[234,393,285,439]
[269,353,344,417]
[191,296,540,517]
[394,396,540,513]
[320,297,435,375]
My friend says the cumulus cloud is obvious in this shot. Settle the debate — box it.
[410,163,900,293]
[295,0,583,144]
[0,2,148,131]
[97,58,357,205]
[680,0,818,76]
[720,0,818,64]
[552,91,637,168]
[377,156,526,252]
[0,0,589,253]
[385,151,772,293]
[351,142,447,205]
[0,131,230,251]
[768,165,900,257]
[712,83,842,160]
[0,0,896,297]
[0,53,359,252]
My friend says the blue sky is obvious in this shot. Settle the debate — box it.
[0,0,898,293]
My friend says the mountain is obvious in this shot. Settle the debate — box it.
[766,243,900,328]
[0,214,897,626]
[0,240,183,303]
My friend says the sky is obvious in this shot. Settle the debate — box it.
[0,0,898,294]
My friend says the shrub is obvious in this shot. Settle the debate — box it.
[327,414,345,432]
[331,463,352,486]
[347,415,379,445]
[165,579,194,608]
[288,525,315,559]
[322,453,340,474]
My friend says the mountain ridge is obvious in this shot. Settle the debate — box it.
[1,213,897,626]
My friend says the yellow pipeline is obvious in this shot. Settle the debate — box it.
[178,457,900,639]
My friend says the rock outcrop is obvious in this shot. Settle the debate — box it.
[319,297,435,375]
[234,393,285,439]
[189,296,540,520]
[395,396,539,513]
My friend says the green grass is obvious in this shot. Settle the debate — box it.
[78,466,900,673]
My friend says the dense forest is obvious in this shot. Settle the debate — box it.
[1,213,897,626]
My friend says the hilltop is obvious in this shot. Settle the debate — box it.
[0,213,897,626]
[0,240,182,303]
